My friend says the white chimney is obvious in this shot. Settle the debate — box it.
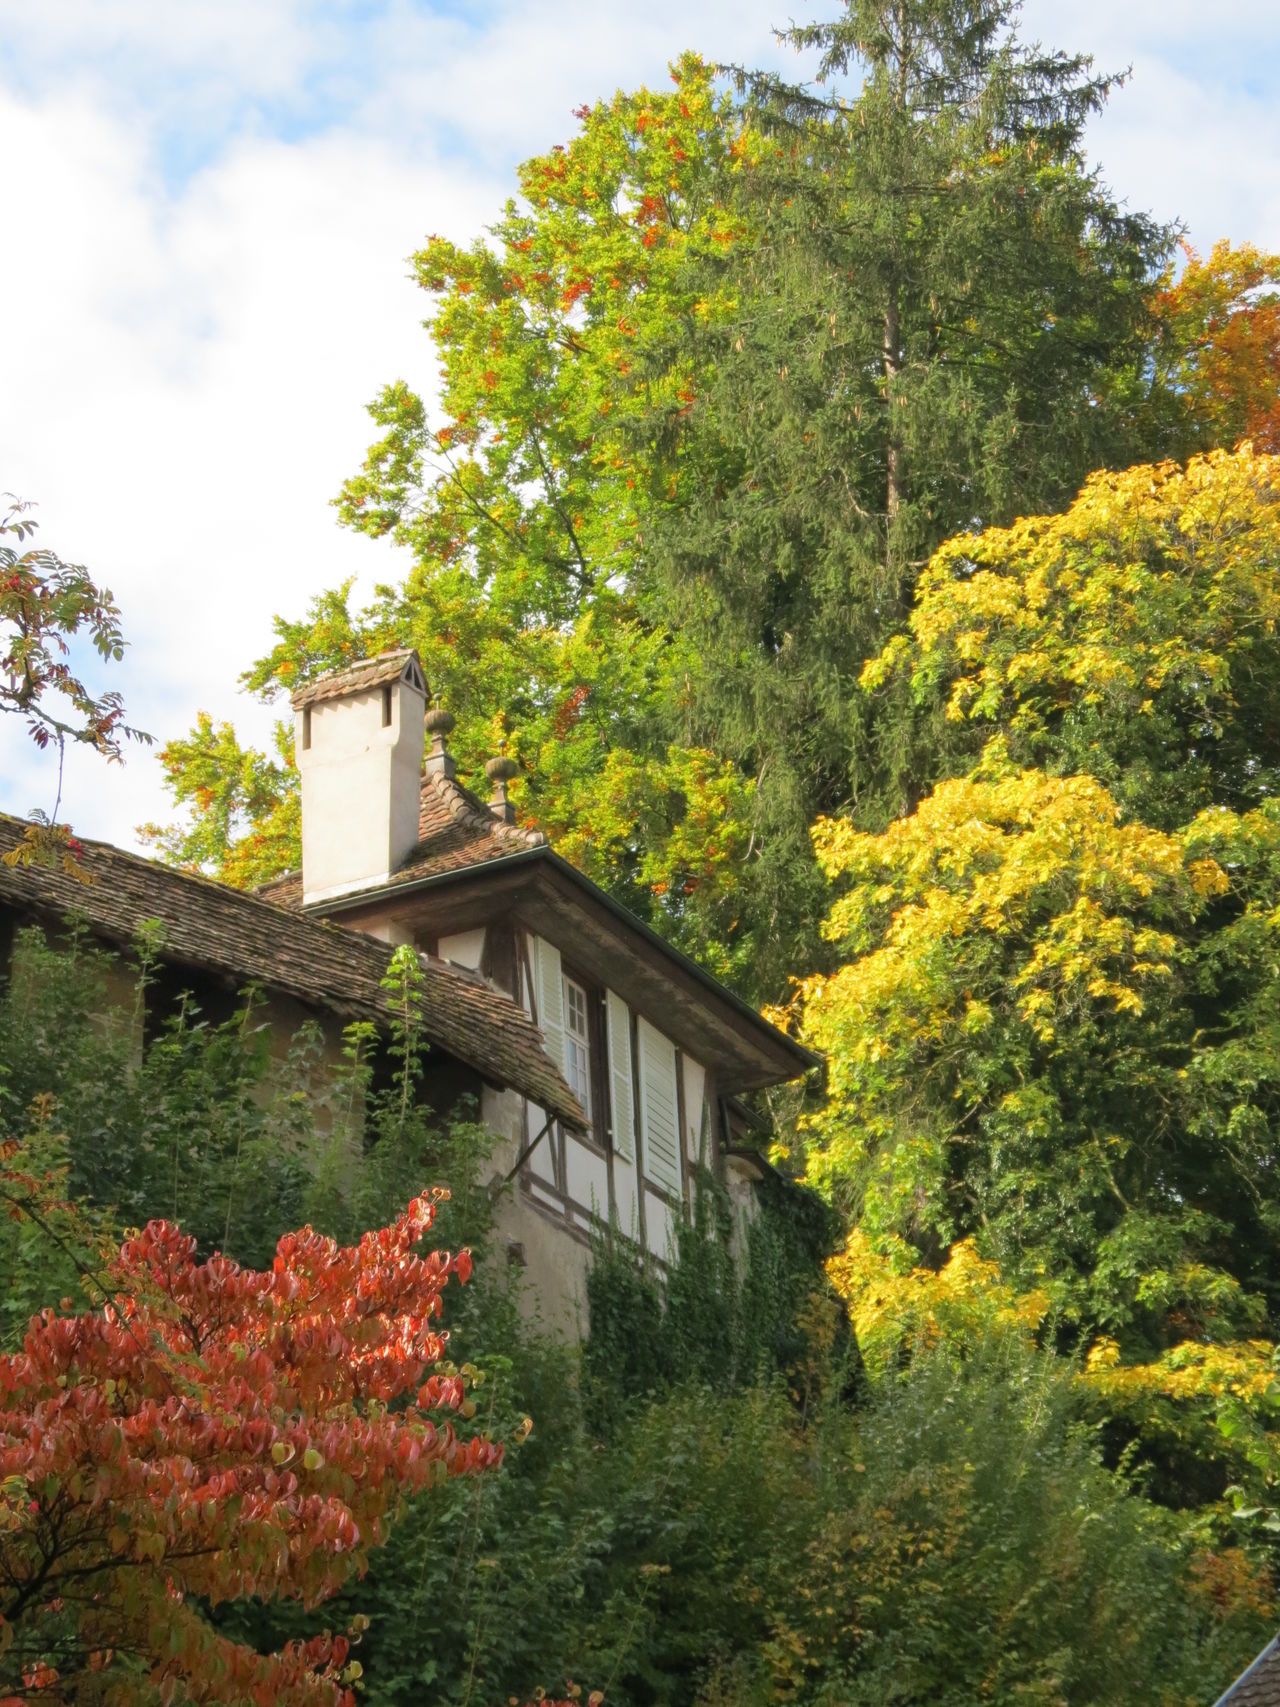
[292,650,427,906]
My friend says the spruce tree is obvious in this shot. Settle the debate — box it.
[635,0,1170,982]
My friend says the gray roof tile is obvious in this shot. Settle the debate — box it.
[289,649,425,710]
[0,813,584,1130]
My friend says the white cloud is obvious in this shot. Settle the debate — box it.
[1021,0,1280,246]
[0,96,494,844]
[1,0,1276,851]
[0,2,318,101]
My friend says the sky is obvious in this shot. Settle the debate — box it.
[2,0,1279,852]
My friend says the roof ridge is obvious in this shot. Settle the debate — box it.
[255,867,301,895]
[420,769,546,850]
[0,812,426,945]
[1213,1635,1280,1706]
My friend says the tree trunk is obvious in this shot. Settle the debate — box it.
[884,0,908,532]
[883,291,902,526]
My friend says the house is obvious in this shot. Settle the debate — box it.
[0,648,813,1331]
[1211,1636,1280,1706]
[276,648,814,1323]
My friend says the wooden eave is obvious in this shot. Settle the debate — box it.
[311,847,819,1096]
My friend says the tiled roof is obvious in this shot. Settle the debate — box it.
[0,814,584,1130]
[254,770,813,1089]
[289,649,425,710]
[255,868,304,906]
[1214,1639,1280,1707]
[408,768,546,878]
[258,770,544,909]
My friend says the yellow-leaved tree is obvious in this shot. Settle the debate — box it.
[801,447,1280,1511]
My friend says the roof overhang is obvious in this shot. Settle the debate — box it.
[0,814,586,1132]
[311,846,820,1095]
[1211,1636,1280,1707]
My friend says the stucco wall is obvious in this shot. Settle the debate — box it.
[480,1084,594,1339]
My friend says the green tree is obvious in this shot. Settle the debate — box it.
[2,494,148,870]
[140,712,299,889]
[630,0,1171,981]
[864,445,1280,826]
[152,4,1179,1002]
[797,758,1241,1327]
[146,62,769,982]
[1,925,1271,1703]
[747,1337,1272,1707]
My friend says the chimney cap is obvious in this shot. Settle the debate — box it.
[290,648,426,711]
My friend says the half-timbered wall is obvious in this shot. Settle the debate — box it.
[414,915,747,1332]
[499,927,712,1262]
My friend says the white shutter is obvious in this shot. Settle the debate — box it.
[606,990,635,1161]
[533,937,566,1073]
[637,1016,682,1198]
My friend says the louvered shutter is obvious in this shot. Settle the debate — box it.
[533,937,566,1073]
[637,1016,681,1198]
[606,990,635,1160]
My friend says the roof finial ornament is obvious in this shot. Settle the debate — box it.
[424,693,457,781]
[484,742,519,826]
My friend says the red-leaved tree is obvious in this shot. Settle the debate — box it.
[0,1162,503,1707]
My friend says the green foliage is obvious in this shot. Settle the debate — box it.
[1,919,1272,1702]
[148,59,771,988]
[0,1112,106,1349]
[149,0,1202,1006]
[139,711,299,887]
[865,446,1280,827]
[31,1,1280,1691]
[0,925,493,1290]
[0,924,314,1280]
[344,1342,1272,1706]
[226,1256,1271,1706]
[627,0,1173,984]
[583,1170,851,1429]
[738,1338,1271,1707]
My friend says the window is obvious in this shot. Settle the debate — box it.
[563,974,593,1126]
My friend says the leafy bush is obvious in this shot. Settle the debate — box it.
[0,925,1271,1705]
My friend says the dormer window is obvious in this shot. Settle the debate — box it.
[563,974,593,1127]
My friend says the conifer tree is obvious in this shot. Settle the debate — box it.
[634,0,1170,977]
